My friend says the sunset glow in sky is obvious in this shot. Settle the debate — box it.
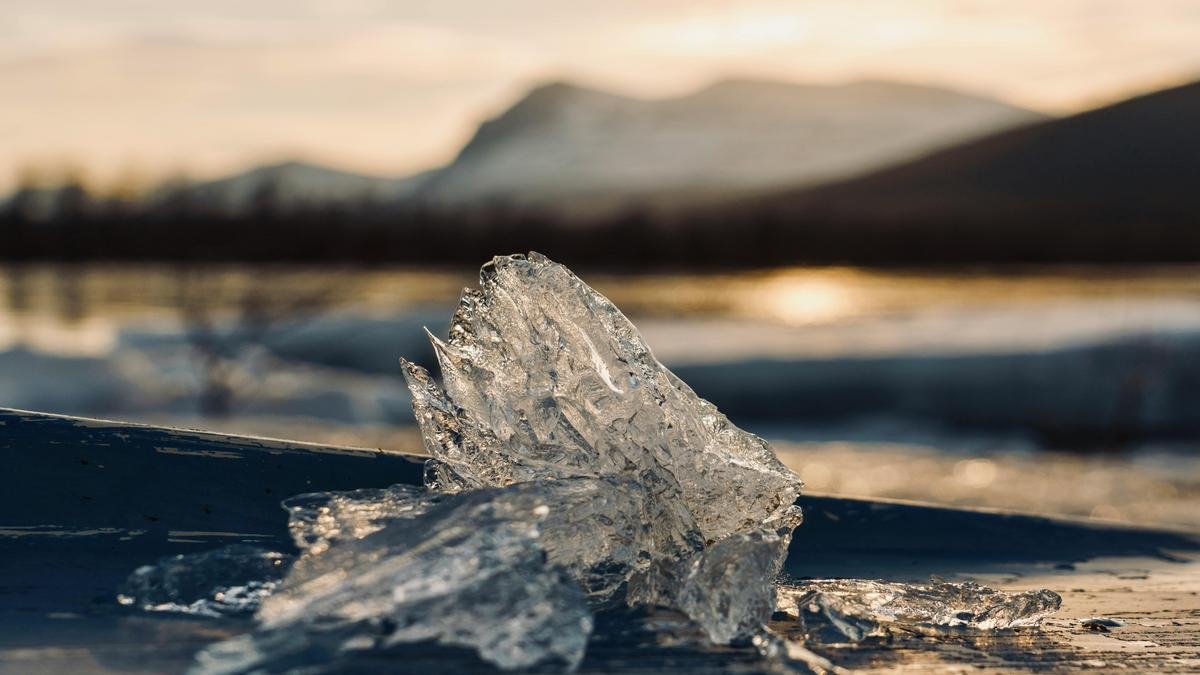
[3,0,1199,191]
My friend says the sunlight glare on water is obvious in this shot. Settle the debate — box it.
[748,269,861,325]
[0,314,118,356]
[3,263,1200,359]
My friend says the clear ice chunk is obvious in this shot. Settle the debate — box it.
[197,483,594,673]
[282,484,441,556]
[776,579,1063,642]
[117,545,292,618]
[181,252,805,673]
[401,252,803,620]
[677,507,803,644]
[401,252,802,544]
[283,477,668,608]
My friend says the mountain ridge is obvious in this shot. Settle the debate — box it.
[693,79,1200,263]
[416,77,1048,212]
[168,160,425,212]
[121,77,1048,216]
[754,79,1200,216]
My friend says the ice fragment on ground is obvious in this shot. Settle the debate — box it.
[1081,616,1123,631]
[285,476,667,608]
[401,252,803,629]
[195,482,594,674]
[282,483,441,556]
[776,579,1062,642]
[136,252,812,672]
[117,545,292,618]
[677,506,803,644]
[402,252,803,543]
[400,252,808,649]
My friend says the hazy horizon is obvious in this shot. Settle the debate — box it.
[4,0,1200,192]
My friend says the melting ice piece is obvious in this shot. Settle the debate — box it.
[196,483,595,674]
[282,484,443,556]
[400,251,804,644]
[402,252,803,624]
[285,477,669,607]
[182,252,805,672]
[677,512,802,644]
[402,252,802,544]
[776,580,1062,642]
[117,545,292,618]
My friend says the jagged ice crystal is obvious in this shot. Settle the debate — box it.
[401,253,803,613]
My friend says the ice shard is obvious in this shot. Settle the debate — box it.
[401,252,804,622]
[198,484,594,673]
[776,579,1063,643]
[281,477,668,609]
[401,252,802,543]
[677,509,802,644]
[282,484,442,556]
[178,253,805,673]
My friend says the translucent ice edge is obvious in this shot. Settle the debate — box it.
[116,253,1061,673]
[776,579,1062,643]
[117,545,292,619]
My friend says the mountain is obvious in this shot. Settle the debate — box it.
[416,78,1046,212]
[171,161,423,212]
[715,80,1200,262]
[142,78,1043,216]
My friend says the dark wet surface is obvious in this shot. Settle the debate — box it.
[3,408,1199,673]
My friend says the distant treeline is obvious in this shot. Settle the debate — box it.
[4,178,1200,268]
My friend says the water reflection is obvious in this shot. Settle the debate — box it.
[3,264,1200,352]
[0,314,118,356]
[2,263,1199,526]
[4,262,1200,367]
[3,263,1200,412]
[753,271,858,325]
[4,266,28,313]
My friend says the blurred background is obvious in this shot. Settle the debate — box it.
[3,1,1199,528]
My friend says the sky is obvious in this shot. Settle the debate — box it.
[3,0,1200,192]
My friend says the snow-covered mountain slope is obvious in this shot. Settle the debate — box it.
[176,161,423,212]
[417,78,1046,210]
[166,79,1044,215]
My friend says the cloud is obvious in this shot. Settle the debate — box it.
[0,21,543,188]
[1,0,1198,190]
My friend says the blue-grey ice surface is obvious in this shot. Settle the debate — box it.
[120,253,1059,673]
